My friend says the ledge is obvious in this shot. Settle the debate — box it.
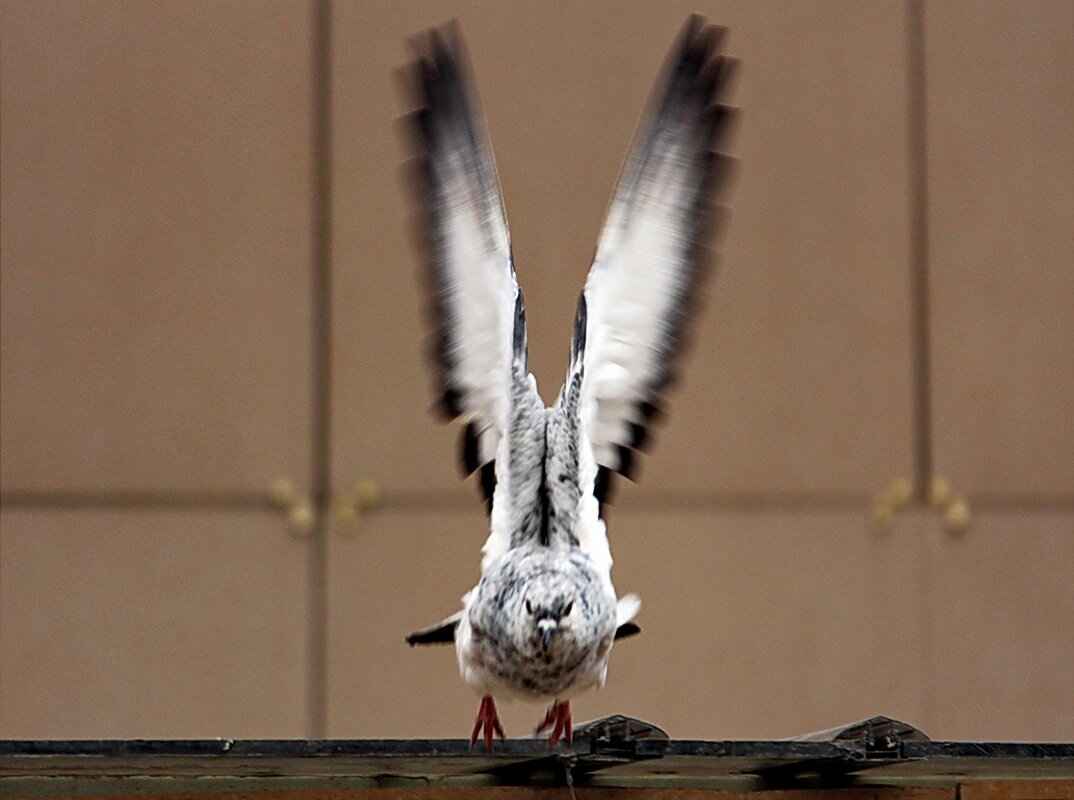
[2,716,1072,796]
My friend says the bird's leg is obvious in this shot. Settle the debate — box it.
[536,700,572,747]
[555,700,573,747]
[470,694,506,753]
[534,702,558,735]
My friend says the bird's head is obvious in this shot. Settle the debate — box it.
[524,595,575,652]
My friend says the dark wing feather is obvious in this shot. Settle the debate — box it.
[405,612,461,646]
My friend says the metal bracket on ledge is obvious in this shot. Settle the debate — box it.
[485,715,669,783]
[789,715,930,757]
[576,714,671,753]
[755,715,931,787]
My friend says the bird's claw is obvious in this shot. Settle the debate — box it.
[535,700,572,747]
[470,694,506,753]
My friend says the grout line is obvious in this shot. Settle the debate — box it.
[3,489,1072,514]
[905,0,935,505]
[365,490,873,513]
[308,0,334,741]
[0,491,273,510]
[961,494,1074,512]
[914,509,937,752]
[905,0,938,749]
[609,491,870,513]
[371,492,1074,514]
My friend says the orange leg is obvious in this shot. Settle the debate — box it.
[535,700,572,747]
[470,694,506,753]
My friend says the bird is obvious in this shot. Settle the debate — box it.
[400,15,735,752]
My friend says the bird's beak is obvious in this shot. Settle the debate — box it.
[538,620,557,650]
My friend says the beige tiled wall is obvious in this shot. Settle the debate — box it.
[925,509,1074,742]
[1,0,1071,741]
[0,0,316,496]
[0,509,309,738]
[924,1,1074,497]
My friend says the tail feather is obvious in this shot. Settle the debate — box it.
[616,593,642,626]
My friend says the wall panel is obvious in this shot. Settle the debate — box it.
[0,1,314,493]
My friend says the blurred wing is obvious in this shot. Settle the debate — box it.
[403,23,522,507]
[577,15,736,489]
[405,611,461,646]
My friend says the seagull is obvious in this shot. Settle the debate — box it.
[401,15,735,752]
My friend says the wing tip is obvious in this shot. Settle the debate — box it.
[405,612,460,646]
[401,19,483,152]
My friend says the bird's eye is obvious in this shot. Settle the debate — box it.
[525,599,533,614]
[563,601,574,616]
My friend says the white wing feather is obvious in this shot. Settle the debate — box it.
[579,17,735,481]
[407,26,545,568]
[406,24,521,480]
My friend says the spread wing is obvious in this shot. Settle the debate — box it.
[575,15,736,495]
[402,22,523,509]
